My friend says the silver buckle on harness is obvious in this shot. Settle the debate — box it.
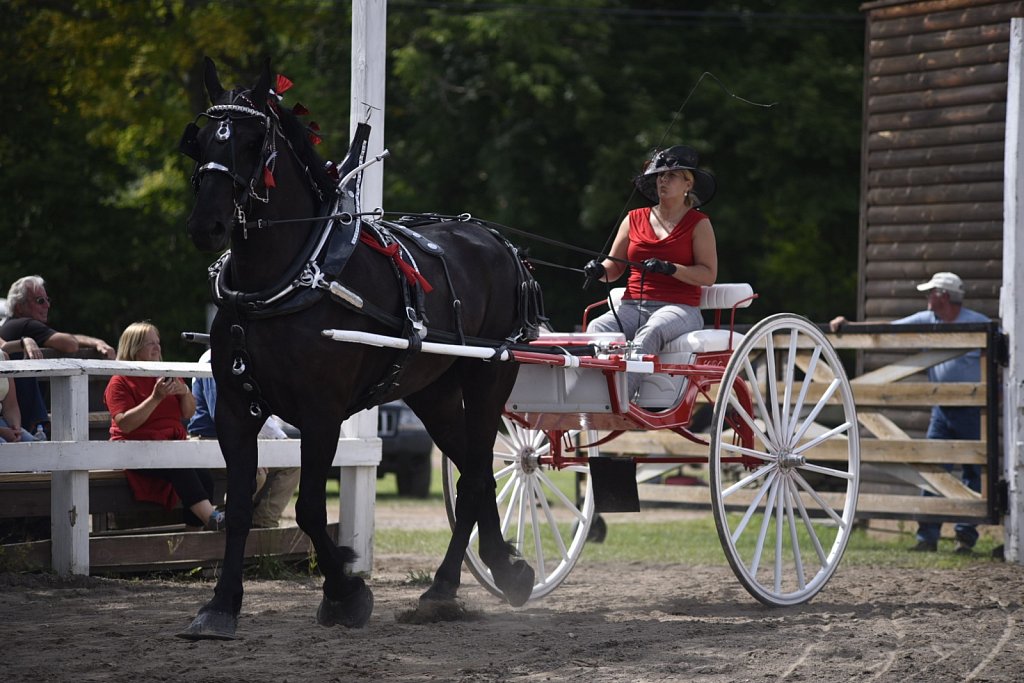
[406,307,427,339]
[235,203,248,238]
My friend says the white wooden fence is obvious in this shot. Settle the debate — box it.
[0,358,381,577]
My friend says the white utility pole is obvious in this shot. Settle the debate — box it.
[350,0,387,212]
[341,0,388,570]
[1001,17,1024,564]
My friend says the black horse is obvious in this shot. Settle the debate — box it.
[178,57,541,639]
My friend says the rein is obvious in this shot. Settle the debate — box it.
[186,81,544,382]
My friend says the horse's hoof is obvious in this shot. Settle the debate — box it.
[496,559,535,607]
[400,598,476,624]
[175,610,239,640]
[419,578,459,604]
[317,581,374,628]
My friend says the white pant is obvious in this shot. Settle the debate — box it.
[587,299,703,396]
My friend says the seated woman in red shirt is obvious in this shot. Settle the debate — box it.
[104,321,224,531]
[585,145,719,398]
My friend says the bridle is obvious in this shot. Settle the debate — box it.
[180,91,282,232]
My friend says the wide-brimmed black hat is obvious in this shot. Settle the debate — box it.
[634,145,716,207]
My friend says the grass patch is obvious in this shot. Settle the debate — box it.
[403,569,434,586]
[374,513,1002,570]
[336,465,1004,572]
[327,465,447,503]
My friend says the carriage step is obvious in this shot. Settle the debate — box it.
[589,457,640,513]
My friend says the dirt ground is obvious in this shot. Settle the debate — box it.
[4,498,1024,682]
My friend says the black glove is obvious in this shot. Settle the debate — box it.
[643,258,677,276]
[583,259,607,280]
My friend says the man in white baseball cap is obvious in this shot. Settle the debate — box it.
[830,271,989,554]
[916,271,965,300]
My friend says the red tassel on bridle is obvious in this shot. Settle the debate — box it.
[275,74,294,96]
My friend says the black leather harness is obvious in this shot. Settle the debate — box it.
[206,130,545,414]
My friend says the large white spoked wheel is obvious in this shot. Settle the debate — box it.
[710,313,860,606]
[442,416,597,602]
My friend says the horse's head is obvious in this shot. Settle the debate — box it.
[182,57,275,253]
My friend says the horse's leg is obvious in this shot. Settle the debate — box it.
[459,365,535,607]
[407,364,534,607]
[402,376,471,602]
[293,421,373,629]
[178,411,260,640]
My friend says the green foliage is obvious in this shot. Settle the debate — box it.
[1,0,865,349]
[403,569,435,586]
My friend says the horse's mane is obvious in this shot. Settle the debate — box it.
[270,97,336,198]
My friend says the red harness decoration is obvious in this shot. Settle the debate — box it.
[358,231,434,293]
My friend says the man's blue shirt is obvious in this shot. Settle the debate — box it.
[893,307,989,383]
[188,349,218,437]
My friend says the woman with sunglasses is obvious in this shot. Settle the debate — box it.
[583,145,719,399]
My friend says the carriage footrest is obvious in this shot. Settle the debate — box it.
[589,457,640,513]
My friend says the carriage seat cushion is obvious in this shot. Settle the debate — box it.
[661,328,744,355]
[699,283,754,310]
[607,283,754,311]
[603,283,751,355]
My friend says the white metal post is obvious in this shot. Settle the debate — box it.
[49,373,91,576]
[346,0,388,574]
[1001,18,1024,564]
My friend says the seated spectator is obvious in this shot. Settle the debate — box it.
[104,321,224,531]
[188,349,301,528]
[0,349,37,442]
[0,276,116,435]
[0,336,41,358]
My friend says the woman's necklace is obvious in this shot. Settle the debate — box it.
[652,206,684,236]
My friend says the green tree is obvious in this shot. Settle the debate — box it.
[386,0,864,326]
[2,0,864,351]
[1,0,352,358]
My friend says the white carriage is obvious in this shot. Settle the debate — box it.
[439,284,861,606]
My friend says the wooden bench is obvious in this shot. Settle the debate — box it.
[0,469,165,520]
[0,468,344,573]
[0,358,381,577]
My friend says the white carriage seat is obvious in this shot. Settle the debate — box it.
[607,283,752,358]
[606,283,753,409]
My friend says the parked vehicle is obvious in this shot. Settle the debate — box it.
[376,400,435,498]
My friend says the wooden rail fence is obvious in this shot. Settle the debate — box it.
[0,359,381,577]
[614,323,1003,525]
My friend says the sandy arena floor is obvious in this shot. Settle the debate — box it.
[3,491,1024,682]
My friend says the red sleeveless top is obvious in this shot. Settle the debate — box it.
[622,207,706,306]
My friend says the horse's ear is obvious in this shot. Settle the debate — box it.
[252,58,272,112]
[203,57,225,104]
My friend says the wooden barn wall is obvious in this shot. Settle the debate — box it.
[859,0,1023,321]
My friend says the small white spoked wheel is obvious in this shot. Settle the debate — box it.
[710,313,860,606]
[442,415,597,602]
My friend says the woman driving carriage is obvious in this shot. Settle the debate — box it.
[583,145,719,398]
